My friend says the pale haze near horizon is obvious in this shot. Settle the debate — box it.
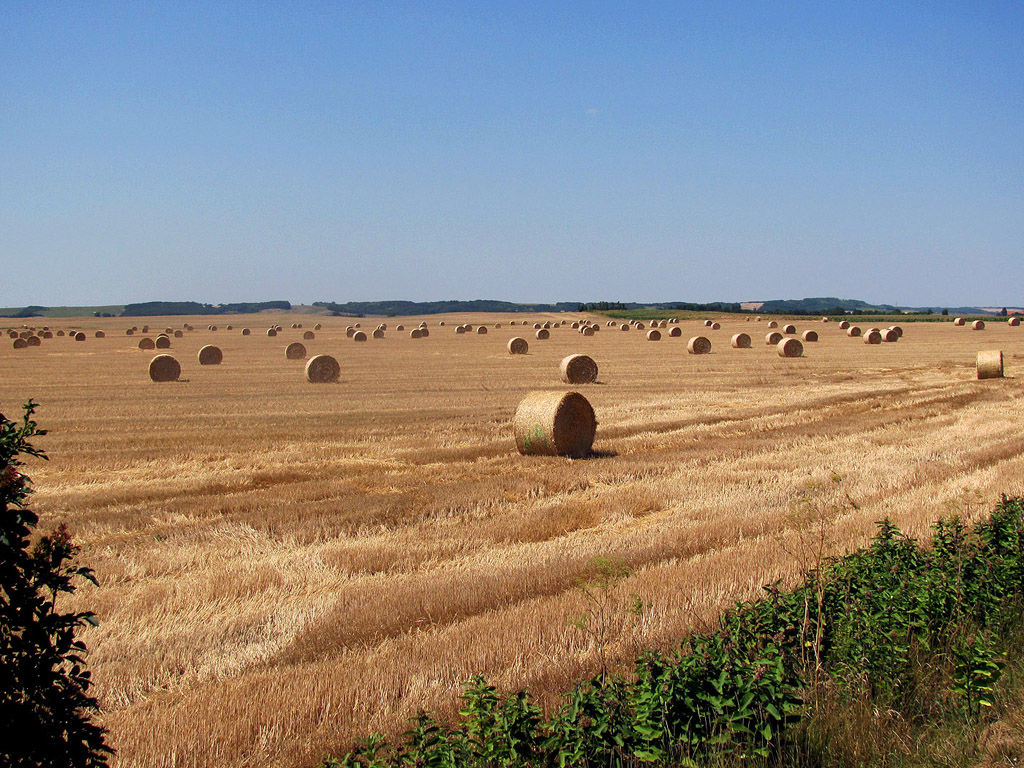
[2,3,1022,309]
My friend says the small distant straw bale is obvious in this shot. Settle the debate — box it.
[513,390,596,458]
[142,326,149,333]
[345,327,354,337]
[1009,317,1020,327]
[704,320,712,327]
[149,355,181,382]
[267,328,278,337]
[669,327,682,337]
[12,338,27,349]
[396,324,405,331]
[864,330,882,344]
[126,329,134,336]
[26,336,41,347]
[536,329,550,340]
[353,331,367,342]
[839,321,850,330]
[778,338,803,357]
[286,342,306,359]
[73,332,85,341]
[198,345,223,365]
[801,330,818,342]
[646,329,661,341]
[314,323,322,331]
[953,317,965,326]
[41,331,52,339]
[977,350,1004,380]
[138,338,156,350]
[560,354,598,384]
[882,329,899,342]
[241,328,250,336]
[581,326,594,336]
[888,326,903,337]
[303,331,315,340]
[56,330,65,337]
[847,326,862,337]
[619,324,629,331]
[155,336,171,349]
[688,336,712,354]
[305,354,340,383]
[571,322,579,329]
[410,329,423,339]
[972,320,985,330]
[372,329,385,339]
[456,325,467,334]
[767,321,778,329]
[420,328,430,337]
[508,337,528,354]
[711,322,721,330]
[782,324,796,334]
[477,326,487,334]
[822,317,830,323]
[765,331,783,345]
[731,333,751,348]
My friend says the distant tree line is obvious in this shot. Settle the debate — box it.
[313,300,580,317]
[0,306,48,318]
[120,301,291,317]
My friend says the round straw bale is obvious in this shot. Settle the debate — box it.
[477,326,487,334]
[581,326,594,336]
[173,330,183,338]
[888,326,904,337]
[305,354,340,383]
[801,330,819,342]
[267,328,278,337]
[303,330,315,340]
[354,323,361,328]
[731,333,751,348]
[314,323,322,331]
[560,354,598,384]
[345,327,354,337]
[155,336,170,349]
[668,326,682,337]
[822,317,831,323]
[864,330,882,344]
[141,326,149,333]
[12,338,27,349]
[1010,317,1020,327]
[165,328,174,335]
[126,328,134,336]
[42,331,52,339]
[972,320,985,330]
[56,330,65,337]
[778,338,803,357]
[536,329,550,340]
[881,329,899,342]
[704,319,712,327]
[26,336,41,346]
[456,325,467,334]
[846,326,861,337]
[619,324,629,331]
[410,329,423,339]
[396,324,405,331]
[198,345,223,365]
[184,324,193,331]
[543,322,551,329]
[953,317,965,326]
[73,332,85,341]
[635,322,646,330]
[571,322,579,329]
[647,329,661,341]
[241,328,250,336]
[209,326,218,332]
[372,329,385,339]
[510,321,517,325]
[710,322,721,330]
[291,323,298,329]
[977,350,1004,380]
[286,342,306,359]
[275,325,283,332]
[508,337,528,354]
[420,328,430,337]
[437,322,445,326]
[513,390,596,458]
[782,324,796,335]
[149,355,180,382]
[353,331,367,342]
[765,331,783,345]
[19,330,31,339]
[688,336,712,354]
[138,337,155,350]
[226,325,233,331]
[767,320,778,329]
[419,322,428,328]
[755,316,761,322]
[839,320,850,330]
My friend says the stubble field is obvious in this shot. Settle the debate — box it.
[2,312,1024,768]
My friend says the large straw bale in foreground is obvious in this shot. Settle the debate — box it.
[778,338,803,358]
[977,350,1004,380]
[305,354,340,383]
[149,355,181,382]
[513,391,596,458]
[688,336,711,354]
[559,354,598,384]
[198,345,223,365]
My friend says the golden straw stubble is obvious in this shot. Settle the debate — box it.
[148,354,180,382]
[513,390,597,458]
[305,354,340,383]
[977,350,1004,379]
[559,354,598,384]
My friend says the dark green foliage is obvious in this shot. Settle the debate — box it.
[0,402,110,767]
[319,497,1024,768]
[120,300,291,316]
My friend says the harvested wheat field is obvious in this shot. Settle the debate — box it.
[3,312,1024,768]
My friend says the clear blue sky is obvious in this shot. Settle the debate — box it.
[2,2,1022,307]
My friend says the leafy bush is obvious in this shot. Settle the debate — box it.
[0,401,110,767]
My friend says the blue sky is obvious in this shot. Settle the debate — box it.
[2,2,1022,307]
